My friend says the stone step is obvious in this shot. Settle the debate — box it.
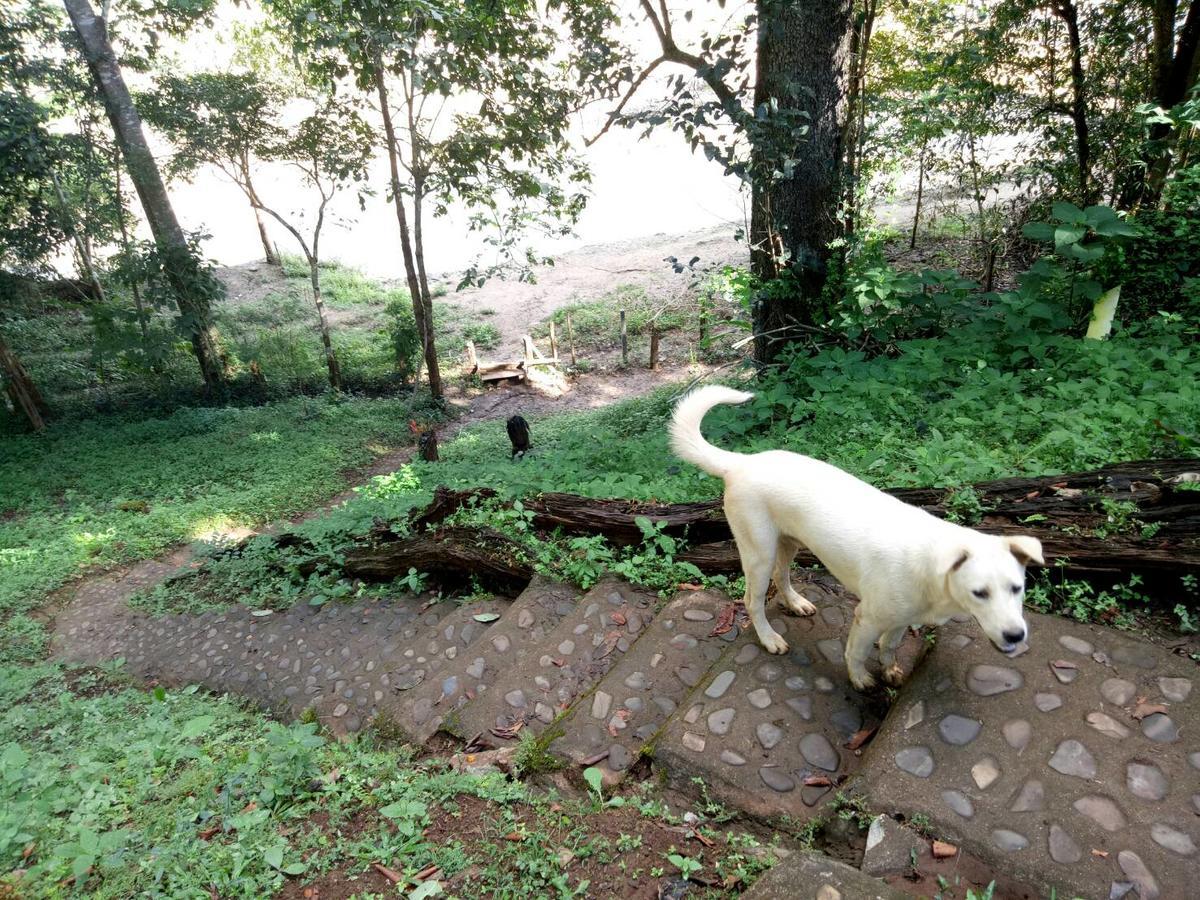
[652,575,917,821]
[856,610,1197,900]
[313,596,513,736]
[440,577,658,746]
[381,576,583,745]
[742,851,908,900]
[549,588,740,779]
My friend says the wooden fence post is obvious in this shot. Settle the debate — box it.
[649,327,660,370]
[465,341,478,373]
[620,309,627,366]
[549,321,558,361]
[566,312,577,365]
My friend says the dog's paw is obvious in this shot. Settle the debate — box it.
[849,670,877,691]
[760,631,790,655]
[781,594,816,617]
[882,663,905,687]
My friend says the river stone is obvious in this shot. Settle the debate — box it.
[758,766,795,792]
[905,701,926,730]
[800,734,839,771]
[756,722,783,750]
[1049,739,1096,779]
[683,608,713,622]
[1073,795,1126,831]
[817,639,843,663]
[705,670,736,699]
[1087,711,1131,740]
[681,731,706,753]
[735,644,760,665]
[967,664,1023,696]
[1126,761,1168,800]
[815,676,834,692]
[623,671,649,690]
[1158,676,1192,702]
[747,688,772,709]
[466,657,486,679]
[1048,824,1083,864]
[591,690,613,719]
[707,707,736,736]
[721,750,746,766]
[862,816,925,876]
[755,662,784,683]
[784,675,808,691]
[895,746,934,778]
[938,714,982,745]
[972,756,1000,789]
[671,634,698,650]
[1059,634,1094,655]
[1141,713,1180,743]
[992,829,1029,852]
[1117,850,1160,900]
[1035,692,1063,712]
[1150,823,1196,856]
[1003,719,1031,752]
[1101,677,1136,706]
[1010,779,1045,812]
[492,635,511,653]
[1191,752,1200,771]
[942,789,974,818]
[786,696,813,720]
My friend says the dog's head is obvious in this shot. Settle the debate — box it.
[941,535,1043,654]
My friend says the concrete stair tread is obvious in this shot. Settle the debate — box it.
[382,576,583,745]
[550,588,741,777]
[858,610,1198,900]
[742,851,909,899]
[652,577,905,821]
[441,577,657,745]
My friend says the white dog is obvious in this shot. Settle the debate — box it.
[670,385,1043,690]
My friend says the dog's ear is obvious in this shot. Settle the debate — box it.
[943,547,970,574]
[1006,535,1044,567]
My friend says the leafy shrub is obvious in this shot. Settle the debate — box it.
[1120,206,1200,321]
[384,298,421,379]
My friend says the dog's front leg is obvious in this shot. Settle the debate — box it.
[845,606,884,691]
[877,626,909,686]
[744,562,789,655]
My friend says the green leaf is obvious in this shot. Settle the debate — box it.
[1021,222,1054,241]
[473,612,500,623]
[282,862,307,875]
[251,609,273,617]
[180,715,215,739]
[264,845,284,870]
[409,882,444,899]
[1051,200,1085,223]
[1053,224,1086,246]
[582,766,603,796]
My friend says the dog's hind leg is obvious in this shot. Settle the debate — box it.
[878,626,908,686]
[846,605,884,691]
[728,514,789,655]
[773,538,816,616]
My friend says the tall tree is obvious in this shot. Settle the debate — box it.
[61,0,228,390]
[0,330,48,431]
[590,0,856,364]
[1143,0,1200,201]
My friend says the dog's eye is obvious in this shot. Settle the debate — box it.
[1011,584,1023,595]
[972,588,990,600]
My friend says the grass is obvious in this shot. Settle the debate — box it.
[534,283,702,352]
[0,395,427,664]
[0,663,776,898]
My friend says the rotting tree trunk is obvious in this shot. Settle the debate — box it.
[62,0,227,391]
[0,332,48,431]
[375,65,442,401]
[749,0,855,365]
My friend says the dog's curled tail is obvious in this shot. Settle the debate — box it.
[669,385,753,477]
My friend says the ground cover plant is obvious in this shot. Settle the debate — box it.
[0,395,424,664]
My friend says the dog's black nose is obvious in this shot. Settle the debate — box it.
[1002,628,1026,645]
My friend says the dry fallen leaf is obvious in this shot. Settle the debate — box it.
[691,829,715,848]
[504,832,525,842]
[677,582,703,591]
[1131,702,1168,720]
[846,726,878,751]
[932,840,958,859]
[1050,659,1077,670]
[610,610,627,626]
[803,775,833,787]
[371,863,403,884]
[1091,849,1109,859]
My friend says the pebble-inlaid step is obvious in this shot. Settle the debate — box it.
[858,611,1198,900]
[379,577,582,745]
[441,577,657,745]
[549,588,740,779]
[652,577,918,822]
[311,596,512,735]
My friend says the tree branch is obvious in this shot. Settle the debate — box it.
[585,56,666,146]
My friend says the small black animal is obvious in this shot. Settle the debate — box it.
[507,415,532,459]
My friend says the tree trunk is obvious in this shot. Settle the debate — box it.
[842,0,878,237]
[910,136,927,250]
[1052,1,1093,204]
[749,0,855,365]
[112,160,152,353]
[0,332,48,431]
[62,0,227,391]
[410,184,442,400]
[242,161,280,267]
[1141,0,1200,203]
[374,65,442,400]
[308,261,342,392]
